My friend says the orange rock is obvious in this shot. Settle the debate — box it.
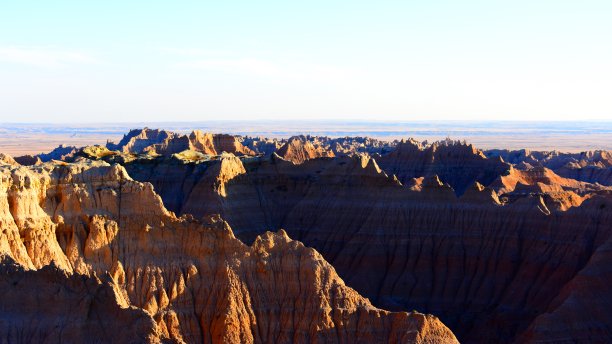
[0,160,457,344]
[124,147,612,343]
[276,136,335,164]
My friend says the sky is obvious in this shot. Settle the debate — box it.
[0,0,611,123]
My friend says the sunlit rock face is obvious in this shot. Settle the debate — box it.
[486,149,612,186]
[114,135,612,343]
[0,160,457,344]
[275,136,336,164]
[376,138,511,195]
[106,128,256,157]
[11,129,612,343]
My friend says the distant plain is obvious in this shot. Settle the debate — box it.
[1,120,610,156]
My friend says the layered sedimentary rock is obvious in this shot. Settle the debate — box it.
[15,128,612,343]
[276,136,335,164]
[38,129,395,163]
[106,128,189,154]
[0,256,160,343]
[487,149,612,186]
[121,147,612,343]
[488,165,611,211]
[377,139,510,195]
[188,130,218,155]
[189,130,255,156]
[242,136,282,155]
[106,128,255,157]
[0,160,455,343]
[209,133,255,156]
[255,135,395,158]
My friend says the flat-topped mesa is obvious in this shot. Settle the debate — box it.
[276,136,335,164]
[377,138,510,195]
[0,161,457,344]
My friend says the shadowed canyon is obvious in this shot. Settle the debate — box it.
[1,128,612,343]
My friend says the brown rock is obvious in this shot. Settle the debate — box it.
[0,153,18,166]
[276,136,335,164]
[13,154,42,166]
[377,139,510,195]
[0,256,161,343]
[189,130,255,156]
[0,160,457,344]
[126,150,612,343]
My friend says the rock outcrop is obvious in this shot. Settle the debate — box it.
[486,149,612,186]
[16,128,612,343]
[106,128,256,157]
[107,128,190,155]
[188,130,255,156]
[488,165,610,211]
[0,153,18,166]
[121,148,612,343]
[37,144,78,162]
[377,139,510,195]
[0,159,456,344]
[13,154,42,165]
[243,136,283,155]
[276,136,336,164]
[0,256,161,343]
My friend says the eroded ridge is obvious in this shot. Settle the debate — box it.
[0,160,456,344]
[7,128,612,343]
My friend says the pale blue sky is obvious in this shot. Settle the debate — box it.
[0,0,611,122]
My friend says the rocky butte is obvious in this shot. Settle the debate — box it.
[3,127,612,343]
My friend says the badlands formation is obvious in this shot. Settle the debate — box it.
[2,128,612,343]
[0,158,454,343]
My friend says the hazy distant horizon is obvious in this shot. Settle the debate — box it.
[1,120,610,156]
[2,119,612,124]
